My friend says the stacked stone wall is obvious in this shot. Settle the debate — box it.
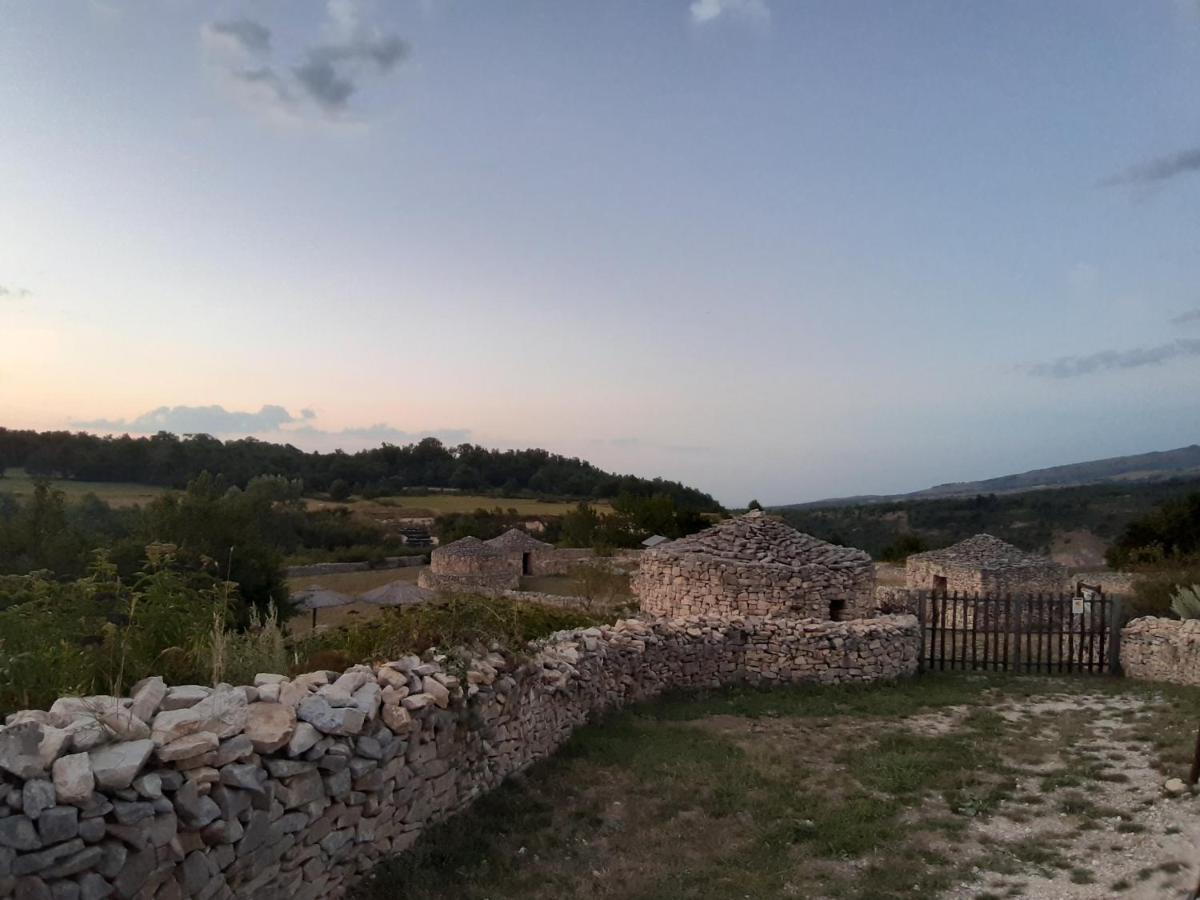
[904,559,1065,597]
[633,555,876,621]
[0,615,918,900]
[1121,617,1200,686]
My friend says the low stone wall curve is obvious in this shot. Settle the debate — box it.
[1121,616,1200,686]
[0,614,918,900]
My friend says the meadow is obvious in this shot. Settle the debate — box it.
[305,493,615,518]
[0,467,165,507]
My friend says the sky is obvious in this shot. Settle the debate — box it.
[1,0,1199,507]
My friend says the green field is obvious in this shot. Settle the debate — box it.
[0,468,166,507]
[307,494,614,518]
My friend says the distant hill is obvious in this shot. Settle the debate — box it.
[780,445,1200,510]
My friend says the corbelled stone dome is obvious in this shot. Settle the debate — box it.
[486,529,554,552]
[633,511,876,621]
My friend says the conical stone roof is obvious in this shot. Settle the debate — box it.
[486,529,553,552]
[649,510,871,572]
[907,534,1056,571]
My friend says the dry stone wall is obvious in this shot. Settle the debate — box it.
[0,615,918,900]
[1121,617,1200,686]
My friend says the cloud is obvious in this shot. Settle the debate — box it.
[202,2,409,121]
[1100,146,1200,188]
[203,19,271,56]
[689,0,771,26]
[0,285,31,299]
[1171,309,1200,326]
[74,404,298,434]
[71,404,469,447]
[1030,339,1200,378]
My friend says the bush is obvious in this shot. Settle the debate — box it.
[328,479,353,502]
[1126,564,1200,619]
[879,533,930,563]
[1169,585,1200,621]
[299,594,610,665]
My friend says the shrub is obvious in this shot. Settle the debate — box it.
[1127,565,1200,619]
[299,594,610,665]
[1169,585,1200,621]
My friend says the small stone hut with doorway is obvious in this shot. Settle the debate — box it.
[486,528,555,577]
[632,511,876,620]
[418,536,519,592]
[905,534,1066,597]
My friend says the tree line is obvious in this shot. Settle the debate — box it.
[0,429,721,511]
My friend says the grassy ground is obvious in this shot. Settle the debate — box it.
[355,674,1200,900]
[305,494,615,518]
[286,568,425,635]
[0,467,165,507]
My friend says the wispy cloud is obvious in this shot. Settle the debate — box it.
[202,1,409,121]
[71,404,469,446]
[1030,339,1200,378]
[1171,309,1200,326]
[203,19,271,56]
[689,0,771,26]
[1100,146,1200,188]
[0,284,31,299]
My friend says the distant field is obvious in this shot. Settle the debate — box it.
[286,567,423,597]
[305,494,615,518]
[0,468,165,507]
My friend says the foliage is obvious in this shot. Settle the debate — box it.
[1127,566,1200,619]
[1169,585,1200,621]
[436,508,521,544]
[776,478,1200,560]
[0,428,721,512]
[747,499,763,511]
[553,494,709,551]
[0,557,222,714]
[328,478,352,502]
[879,532,929,563]
[299,594,609,666]
[1106,492,1200,569]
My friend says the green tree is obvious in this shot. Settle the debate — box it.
[328,479,352,502]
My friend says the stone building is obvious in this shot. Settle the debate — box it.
[905,534,1066,597]
[485,528,556,576]
[417,536,519,592]
[631,510,876,620]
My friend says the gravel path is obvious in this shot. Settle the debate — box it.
[945,693,1200,899]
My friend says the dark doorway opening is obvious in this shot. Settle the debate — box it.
[522,552,532,576]
[932,575,948,595]
[829,598,846,621]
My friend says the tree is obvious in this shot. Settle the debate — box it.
[328,479,352,502]
[748,499,763,511]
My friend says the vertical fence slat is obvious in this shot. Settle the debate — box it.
[1057,595,1065,674]
[938,589,948,672]
[1098,590,1108,673]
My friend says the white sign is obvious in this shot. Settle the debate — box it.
[1072,595,1086,615]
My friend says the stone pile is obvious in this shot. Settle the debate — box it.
[0,614,919,900]
[1121,616,1200,686]
[632,512,876,620]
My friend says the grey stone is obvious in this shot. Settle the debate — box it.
[40,845,102,879]
[0,816,41,852]
[171,784,220,830]
[77,818,106,844]
[0,723,46,780]
[14,876,53,900]
[218,764,264,795]
[158,687,210,712]
[264,759,314,779]
[211,735,253,768]
[111,848,154,899]
[35,807,77,844]
[22,782,56,820]
[77,873,113,900]
[49,879,80,900]
[110,802,154,826]
[11,839,84,876]
[128,678,167,724]
[286,723,320,757]
[88,741,154,791]
[51,755,93,807]
[296,698,365,737]
[130,774,161,801]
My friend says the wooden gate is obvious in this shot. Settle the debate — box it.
[917,591,1121,674]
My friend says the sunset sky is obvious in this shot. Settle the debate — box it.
[1,0,1198,505]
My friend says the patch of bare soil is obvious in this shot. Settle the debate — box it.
[944,692,1200,899]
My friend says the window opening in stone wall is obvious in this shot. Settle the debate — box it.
[829,598,846,621]
[933,575,948,595]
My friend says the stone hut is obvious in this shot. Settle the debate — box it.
[485,528,555,576]
[905,534,1066,597]
[631,511,876,620]
[418,536,519,592]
